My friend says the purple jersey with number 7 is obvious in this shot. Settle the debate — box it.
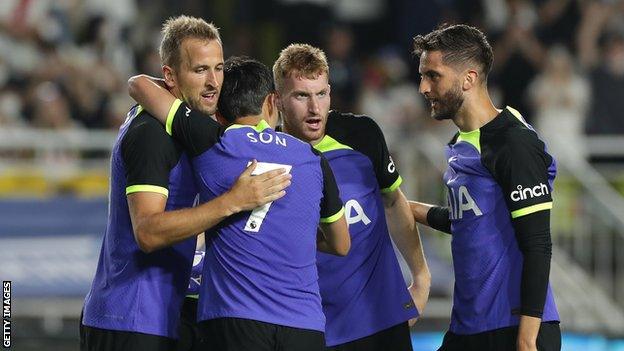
[165,100,344,332]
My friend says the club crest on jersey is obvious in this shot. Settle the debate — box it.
[510,183,549,202]
[448,185,482,220]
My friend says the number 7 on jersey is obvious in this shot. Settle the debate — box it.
[244,161,292,233]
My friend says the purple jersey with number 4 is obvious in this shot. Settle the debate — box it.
[315,112,418,346]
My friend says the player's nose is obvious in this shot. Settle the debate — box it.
[308,96,320,114]
[419,79,430,95]
[205,70,220,89]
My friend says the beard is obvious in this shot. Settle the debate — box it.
[187,96,217,116]
[431,81,464,121]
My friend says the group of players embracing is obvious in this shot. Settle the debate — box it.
[80,15,561,351]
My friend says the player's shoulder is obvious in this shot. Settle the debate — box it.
[124,107,171,141]
[503,108,544,150]
[482,107,548,159]
[326,110,384,144]
[121,106,179,157]
[327,110,379,131]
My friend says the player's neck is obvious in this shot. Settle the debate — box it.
[453,90,499,132]
[234,115,266,127]
[170,87,183,102]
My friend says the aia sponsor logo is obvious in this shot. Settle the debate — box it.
[448,185,482,220]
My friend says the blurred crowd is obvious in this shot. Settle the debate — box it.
[1,0,624,159]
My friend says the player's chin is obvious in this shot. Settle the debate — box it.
[432,110,453,121]
[199,103,218,116]
[303,129,323,142]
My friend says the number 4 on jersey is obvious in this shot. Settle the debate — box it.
[244,161,292,233]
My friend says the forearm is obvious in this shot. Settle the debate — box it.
[316,229,336,255]
[134,193,237,252]
[408,201,451,234]
[319,216,350,256]
[385,191,430,281]
[408,200,431,226]
[513,211,552,318]
[519,249,551,317]
[517,315,542,350]
[385,190,431,316]
[128,74,175,123]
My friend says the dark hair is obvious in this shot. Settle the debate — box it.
[413,24,493,81]
[218,56,275,122]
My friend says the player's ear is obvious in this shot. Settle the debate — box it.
[266,93,275,114]
[463,69,478,91]
[264,93,279,128]
[162,65,176,89]
[262,93,277,128]
[274,91,284,112]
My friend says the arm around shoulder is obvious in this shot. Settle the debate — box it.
[128,74,177,125]
[127,160,292,253]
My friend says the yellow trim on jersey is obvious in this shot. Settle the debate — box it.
[380,175,403,194]
[506,106,530,128]
[165,99,183,136]
[225,119,271,133]
[313,135,353,153]
[186,294,199,299]
[511,202,552,219]
[123,105,144,126]
[457,129,481,153]
[126,185,169,197]
[320,207,345,224]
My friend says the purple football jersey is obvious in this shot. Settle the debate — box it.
[82,106,198,338]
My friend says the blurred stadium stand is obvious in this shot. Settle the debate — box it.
[2,0,624,350]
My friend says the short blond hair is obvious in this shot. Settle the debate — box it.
[273,44,329,92]
[159,15,221,69]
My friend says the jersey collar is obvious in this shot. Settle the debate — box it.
[225,119,271,133]
[313,134,353,153]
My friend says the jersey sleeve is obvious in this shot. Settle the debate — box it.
[165,99,223,157]
[121,115,179,197]
[426,206,452,234]
[492,130,554,218]
[361,117,402,193]
[318,154,345,223]
[492,129,555,317]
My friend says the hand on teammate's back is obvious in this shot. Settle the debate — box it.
[224,159,292,213]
